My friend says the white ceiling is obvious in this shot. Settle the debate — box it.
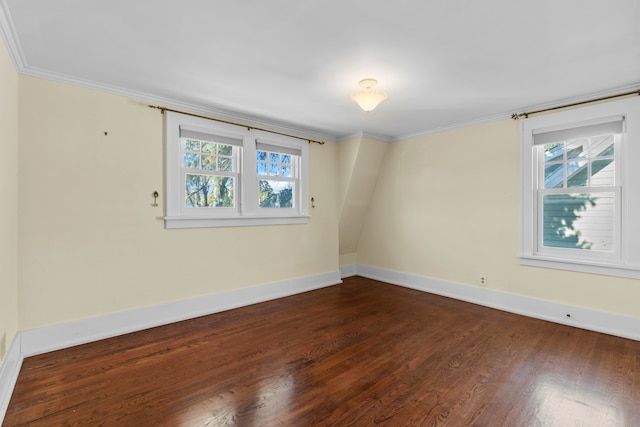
[1,0,639,141]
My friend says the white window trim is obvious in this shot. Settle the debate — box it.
[520,96,640,279]
[165,111,309,229]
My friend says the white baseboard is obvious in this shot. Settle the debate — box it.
[20,270,341,357]
[339,264,357,278]
[0,270,341,424]
[0,335,23,422]
[357,264,640,342]
[4,265,637,423]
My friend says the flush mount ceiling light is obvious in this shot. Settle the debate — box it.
[351,78,388,112]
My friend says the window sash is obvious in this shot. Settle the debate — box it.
[180,156,240,216]
[254,144,301,212]
[536,187,620,258]
[256,154,299,178]
[538,134,619,190]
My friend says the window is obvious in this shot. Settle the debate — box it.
[538,120,621,255]
[521,96,640,278]
[256,143,300,209]
[165,111,309,228]
[181,129,241,212]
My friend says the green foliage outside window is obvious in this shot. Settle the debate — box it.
[259,180,293,208]
[185,175,234,208]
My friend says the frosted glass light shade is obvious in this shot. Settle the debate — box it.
[351,78,387,112]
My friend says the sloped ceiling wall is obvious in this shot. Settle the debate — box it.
[338,135,388,265]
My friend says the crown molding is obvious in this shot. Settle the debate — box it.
[0,0,25,69]
[2,0,637,145]
[11,59,640,147]
[510,83,640,119]
[0,2,338,145]
[394,83,640,142]
[336,131,393,143]
[19,65,339,144]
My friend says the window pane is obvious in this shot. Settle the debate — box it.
[544,163,563,189]
[269,163,279,176]
[566,161,588,187]
[201,155,217,171]
[543,192,614,251]
[218,157,232,172]
[185,174,234,208]
[544,143,563,162]
[184,139,200,151]
[259,180,293,208]
[182,140,235,174]
[184,153,200,169]
[282,165,292,177]
[566,139,588,160]
[256,161,267,175]
[591,159,614,186]
[256,150,267,161]
[282,154,291,164]
[592,135,614,157]
[218,144,232,156]
[269,152,280,162]
[201,142,216,153]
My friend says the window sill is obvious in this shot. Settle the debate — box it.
[164,215,310,229]
[520,255,640,279]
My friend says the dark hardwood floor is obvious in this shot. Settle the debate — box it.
[4,276,640,426]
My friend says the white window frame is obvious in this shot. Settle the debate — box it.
[520,96,640,279]
[254,139,301,213]
[165,111,309,229]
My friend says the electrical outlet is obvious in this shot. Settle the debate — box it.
[480,275,487,287]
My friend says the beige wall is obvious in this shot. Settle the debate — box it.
[17,76,339,330]
[336,135,360,213]
[357,119,640,318]
[6,53,638,344]
[0,38,18,360]
[338,134,388,265]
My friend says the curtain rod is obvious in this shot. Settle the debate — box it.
[511,90,640,120]
[148,105,325,145]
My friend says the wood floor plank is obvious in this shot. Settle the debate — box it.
[3,276,640,426]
